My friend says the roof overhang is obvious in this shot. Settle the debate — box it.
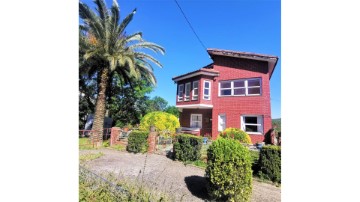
[172,71,219,83]
[207,48,279,79]
[176,104,213,109]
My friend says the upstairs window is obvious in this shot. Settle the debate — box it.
[184,82,191,101]
[192,81,199,100]
[203,80,211,100]
[219,78,261,96]
[177,84,184,102]
[190,114,202,128]
[241,115,263,134]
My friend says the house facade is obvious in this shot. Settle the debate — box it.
[172,49,278,144]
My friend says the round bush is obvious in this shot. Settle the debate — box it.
[219,127,252,144]
[206,138,252,202]
[139,111,180,134]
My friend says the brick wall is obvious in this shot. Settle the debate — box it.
[210,56,272,143]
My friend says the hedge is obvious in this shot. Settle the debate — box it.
[206,138,252,202]
[258,145,281,183]
[126,130,149,153]
[219,127,252,144]
[173,134,202,162]
[139,111,180,134]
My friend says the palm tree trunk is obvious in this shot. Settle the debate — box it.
[91,67,109,148]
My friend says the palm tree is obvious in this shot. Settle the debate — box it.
[79,0,165,147]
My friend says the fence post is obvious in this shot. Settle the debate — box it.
[147,132,157,154]
[110,127,121,146]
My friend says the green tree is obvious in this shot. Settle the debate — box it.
[108,79,153,127]
[164,106,180,118]
[146,96,168,112]
[79,0,165,147]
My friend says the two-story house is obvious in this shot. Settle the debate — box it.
[172,48,278,144]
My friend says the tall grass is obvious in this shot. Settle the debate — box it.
[79,167,173,201]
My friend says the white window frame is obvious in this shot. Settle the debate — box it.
[203,80,211,100]
[219,78,262,97]
[184,82,191,101]
[241,115,263,135]
[192,81,199,100]
[177,84,184,102]
[218,114,226,132]
[190,114,202,128]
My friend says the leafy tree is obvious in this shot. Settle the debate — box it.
[164,106,180,118]
[107,79,153,127]
[146,96,168,112]
[79,0,165,147]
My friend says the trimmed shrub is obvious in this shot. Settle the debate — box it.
[206,138,252,202]
[173,134,202,162]
[258,145,281,183]
[126,130,149,153]
[219,127,252,144]
[139,111,180,134]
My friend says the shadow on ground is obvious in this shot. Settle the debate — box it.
[184,175,210,200]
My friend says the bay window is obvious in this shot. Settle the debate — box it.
[184,82,191,101]
[192,81,199,100]
[177,84,184,101]
[203,80,211,100]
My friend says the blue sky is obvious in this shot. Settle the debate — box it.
[81,0,281,118]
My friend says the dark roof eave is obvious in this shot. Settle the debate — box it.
[172,71,219,83]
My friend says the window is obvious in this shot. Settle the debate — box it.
[177,84,184,101]
[218,114,226,132]
[203,80,211,100]
[192,81,199,100]
[190,114,202,128]
[241,115,263,134]
[184,82,191,101]
[219,78,261,96]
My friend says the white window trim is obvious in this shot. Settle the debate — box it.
[203,80,211,100]
[177,84,184,102]
[192,81,199,100]
[184,82,191,101]
[218,114,226,132]
[241,115,263,135]
[219,78,262,97]
[190,114,202,128]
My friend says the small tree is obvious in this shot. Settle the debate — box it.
[139,111,179,134]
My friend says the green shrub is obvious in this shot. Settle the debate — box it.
[219,127,252,144]
[206,138,252,202]
[126,130,149,153]
[258,145,281,183]
[173,134,202,162]
[139,111,180,134]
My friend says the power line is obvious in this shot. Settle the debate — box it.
[173,0,207,52]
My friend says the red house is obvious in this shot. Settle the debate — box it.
[172,49,278,144]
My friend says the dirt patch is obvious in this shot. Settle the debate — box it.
[80,149,280,201]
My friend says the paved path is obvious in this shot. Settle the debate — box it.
[80,149,280,202]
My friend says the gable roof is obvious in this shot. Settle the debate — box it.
[207,48,279,79]
[172,63,219,83]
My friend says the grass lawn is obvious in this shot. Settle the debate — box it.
[79,138,126,151]
[79,152,104,163]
